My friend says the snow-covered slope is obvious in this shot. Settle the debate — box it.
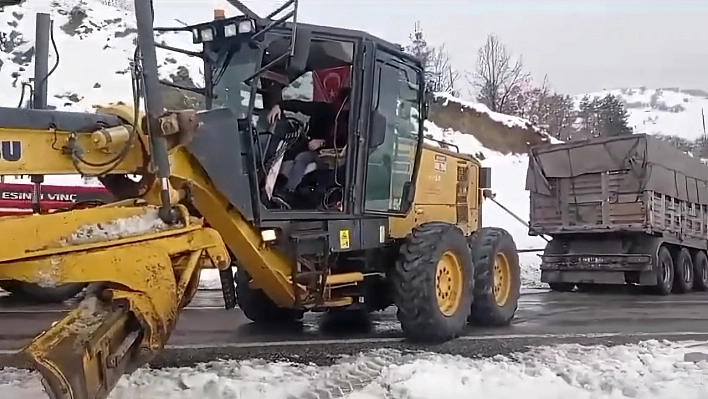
[576,87,708,141]
[0,0,202,111]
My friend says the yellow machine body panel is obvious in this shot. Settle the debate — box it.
[0,104,149,176]
[389,144,482,238]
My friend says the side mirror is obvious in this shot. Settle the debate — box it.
[369,111,387,148]
[287,27,311,75]
[399,181,415,214]
[422,97,430,120]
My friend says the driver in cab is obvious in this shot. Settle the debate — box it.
[267,87,350,196]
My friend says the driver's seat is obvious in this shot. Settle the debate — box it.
[279,144,347,179]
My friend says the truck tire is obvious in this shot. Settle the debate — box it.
[467,227,521,326]
[673,247,694,293]
[7,282,85,303]
[391,222,474,343]
[692,250,708,291]
[235,269,304,323]
[653,246,674,296]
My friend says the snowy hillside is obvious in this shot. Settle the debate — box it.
[0,0,550,289]
[577,87,708,141]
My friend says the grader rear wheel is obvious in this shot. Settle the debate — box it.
[391,222,474,343]
[467,227,521,326]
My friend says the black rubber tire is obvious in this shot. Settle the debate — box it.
[575,283,597,293]
[0,280,21,292]
[549,282,576,292]
[391,222,474,343]
[673,247,694,293]
[2,282,85,303]
[467,227,521,326]
[235,268,304,323]
[653,245,674,296]
[693,250,708,292]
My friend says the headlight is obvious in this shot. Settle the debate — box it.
[224,24,237,37]
[238,20,254,33]
[201,28,214,42]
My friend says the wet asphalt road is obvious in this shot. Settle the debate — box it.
[1,288,707,369]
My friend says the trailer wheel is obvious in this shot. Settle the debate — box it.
[235,269,304,323]
[0,280,20,293]
[7,282,86,303]
[653,246,674,296]
[391,222,474,343]
[549,283,576,292]
[673,247,694,293]
[467,227,521,326]
[692,250,708,291]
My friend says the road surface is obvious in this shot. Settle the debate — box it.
[1,288,707,369]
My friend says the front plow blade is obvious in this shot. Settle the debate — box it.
[24,297,144,399]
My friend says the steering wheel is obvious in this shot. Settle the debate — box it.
[263,116,308,172]
[282,115,308,142]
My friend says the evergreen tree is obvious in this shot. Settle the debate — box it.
[598,94,632,136]
[576,94,632,138]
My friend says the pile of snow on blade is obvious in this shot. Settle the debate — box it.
[2,340,708,398]
[426,93,556,288]
[60,207,182,245]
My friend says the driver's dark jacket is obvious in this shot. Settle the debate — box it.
[281,100,348,149]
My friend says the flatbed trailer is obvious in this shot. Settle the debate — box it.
[526,134,708,294]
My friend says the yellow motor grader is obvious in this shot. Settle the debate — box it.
[0,1,521,398]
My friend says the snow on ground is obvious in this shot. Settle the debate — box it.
[576,87,708,141]
[3,340,708,398]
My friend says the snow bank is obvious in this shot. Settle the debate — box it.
[2,340,707,398]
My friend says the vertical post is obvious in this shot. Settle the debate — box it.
[31,12,51,214]
[133,0,177,223]
[33,12,50,109]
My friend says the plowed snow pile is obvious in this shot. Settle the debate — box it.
[3,340,708,398]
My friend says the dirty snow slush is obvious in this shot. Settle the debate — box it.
[2,340,708,398]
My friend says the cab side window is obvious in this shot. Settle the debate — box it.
[364,56,422,213]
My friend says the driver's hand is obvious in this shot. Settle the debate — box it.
[267,104,282,124]
[308,139,325,151]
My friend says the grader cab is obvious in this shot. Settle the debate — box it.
[0,1,522,398]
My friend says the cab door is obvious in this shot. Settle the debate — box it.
[363,48,424,216]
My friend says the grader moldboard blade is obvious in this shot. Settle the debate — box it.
[0,204,231,399]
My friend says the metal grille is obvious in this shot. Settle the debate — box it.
[456,164,469,223]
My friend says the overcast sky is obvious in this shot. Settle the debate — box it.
[154,0,708,96]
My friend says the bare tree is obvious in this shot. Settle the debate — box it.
[406,22,459,95]
[425,43,460,95]
[472,34,529,114]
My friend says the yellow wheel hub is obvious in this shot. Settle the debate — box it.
[493,252,511,306]
[436,251,464,316]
